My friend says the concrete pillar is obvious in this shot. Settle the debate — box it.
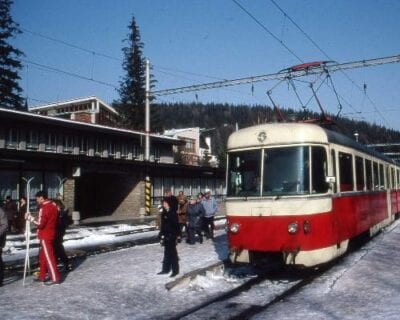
[64,178,75,216]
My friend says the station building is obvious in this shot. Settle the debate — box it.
[0,97,225,220]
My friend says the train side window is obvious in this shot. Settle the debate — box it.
[390,167,395,189]
[365,159,373,190]
[339,152,353,192]
[379,164,385,189]
[355,156,364,191]
[331,149,337,193]
[373,162,379,190]
[311,147,328,193]
[397,169,400,189]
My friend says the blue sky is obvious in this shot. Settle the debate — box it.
[11,0,400,130]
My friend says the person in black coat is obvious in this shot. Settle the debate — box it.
[53,199,72,272]
[17,196,27,234]
[158,198,181,277]
[0,208,7,286]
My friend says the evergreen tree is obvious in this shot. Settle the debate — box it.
[0,0,24,110]
[117,16,146,130]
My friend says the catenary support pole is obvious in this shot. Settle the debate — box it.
[145,59,150,162]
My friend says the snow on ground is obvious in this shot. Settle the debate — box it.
[1,230,236,320]
[3,223,156,263]
[252,219,400,320]
[1,219,399,319]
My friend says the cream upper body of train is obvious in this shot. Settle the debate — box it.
[226,122,400,267]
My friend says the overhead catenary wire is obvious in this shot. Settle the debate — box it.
[268,0,388,125]
[22,59,118,89]
[231,0,304,63]
[22,27,229,84]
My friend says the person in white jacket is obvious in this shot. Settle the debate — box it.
[201,189,217,240]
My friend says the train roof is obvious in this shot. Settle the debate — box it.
[227,123,395,164]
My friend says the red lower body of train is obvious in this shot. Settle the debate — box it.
[227,190,400,267]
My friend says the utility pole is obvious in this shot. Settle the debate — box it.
[144,60,151,215]
[145,59,150,161]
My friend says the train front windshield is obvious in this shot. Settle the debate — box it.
[227,146,328,197]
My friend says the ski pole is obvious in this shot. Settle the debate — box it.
[22,218,31,286]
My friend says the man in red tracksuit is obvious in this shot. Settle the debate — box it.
[26,191,60,285]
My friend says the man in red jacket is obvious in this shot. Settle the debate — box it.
[26,191,60,285]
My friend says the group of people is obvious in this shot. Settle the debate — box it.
[0,191,72,287]
[2,195,28,234]
[157,189,218,278]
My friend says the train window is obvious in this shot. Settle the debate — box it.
[355,156,365,191]
[312,147,328,193]
[379,164,385,189]
[331,150,337,193]
[397,170,400,189]
[227,150,261,197]
[390,167,395,189]
[262,146,309,196]
[365,159,373,190]
[339,152,353,192]
[373,162,379,190]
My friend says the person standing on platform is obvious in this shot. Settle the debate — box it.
[186,196,205,244]
[176,191,188,238]
[17,196,27,234]
[25,191,60,285]
[4,196,17,233]
[157,198,180,277]
[164,190,178,213]
[53,199,72,272]
[0,207,7,286]
[202,189,218,240]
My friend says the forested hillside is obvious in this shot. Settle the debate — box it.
[151,102,400,164]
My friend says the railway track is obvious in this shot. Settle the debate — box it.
[167,262,328,320]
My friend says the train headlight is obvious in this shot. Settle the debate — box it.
[229,223,240,234]
[287,222,299,234]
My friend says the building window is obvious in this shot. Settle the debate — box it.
[45,132,57,152]
[26,130,39,150]
[80,136,88,155]
[152,146,161,161]
[121,143,128,158]
[63,135,73,153]
[95,138,103,156]
[131,143,139,159]
[108,140,115,157]
[5,128,19,148]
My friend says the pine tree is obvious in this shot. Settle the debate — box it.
[117,16,146,130]
[0,0,24,110]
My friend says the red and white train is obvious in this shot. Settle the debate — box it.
[226,122,400,267]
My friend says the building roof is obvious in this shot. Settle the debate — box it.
[0,107,182,145]
[29,96,118,115]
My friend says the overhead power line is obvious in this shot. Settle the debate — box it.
[22,28,121,62]
[152,54,400,96]
[22,59,118,89]
[22,27,227,83]
[231,0,303,63]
